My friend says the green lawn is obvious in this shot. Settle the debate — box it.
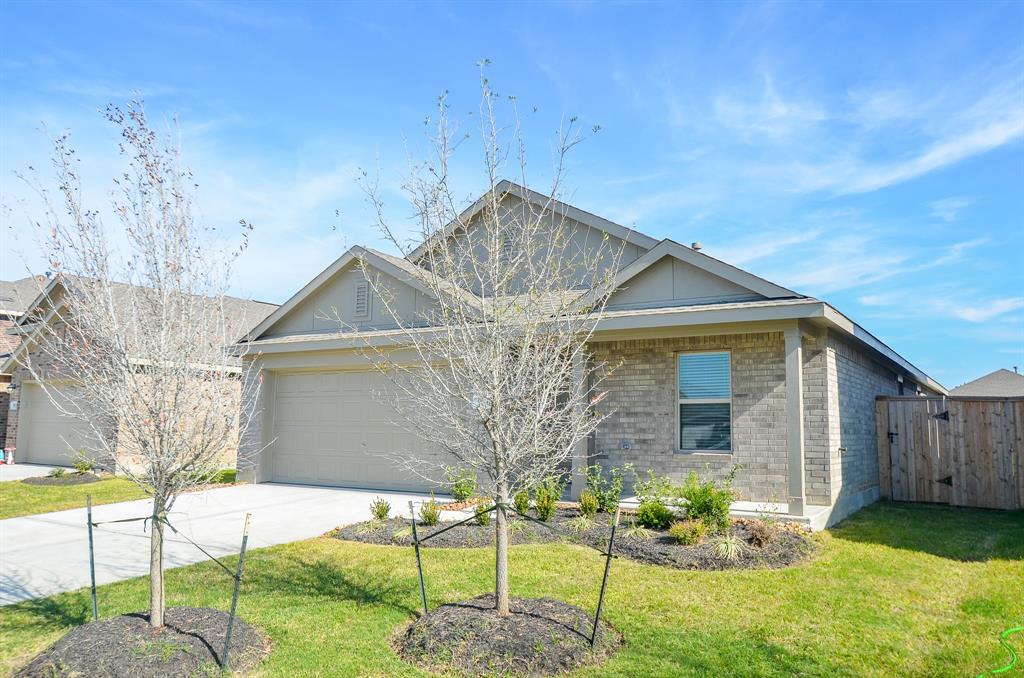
[1,502,1021,677]
[0,477,149,520]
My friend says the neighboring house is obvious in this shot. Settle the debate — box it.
[235,181,945,529]
[0,276,52,452]
[1,275,278,468]
[950,368,1024,397]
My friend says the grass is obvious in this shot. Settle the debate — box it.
[0,501,1021,677]
[0,477,149,520]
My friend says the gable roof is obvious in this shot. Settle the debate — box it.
[600,238,800,303]
[407,179,659,263]
[2,274,277,372]
[243,245,482,341]
[0,276,50,317]
[950,368,1024,397]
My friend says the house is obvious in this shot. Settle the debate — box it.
[1,275,278,468]
[234,181,945,529]
[949,368,1024,397]
[0,276,52,452]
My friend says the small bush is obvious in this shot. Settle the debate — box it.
[636,498,675,529]
[669,519,708,546]
[712,534,747,561]
[47,468,67,478]
[633,469,673,505]
[71,451,95,475]
[392,525,413,542]
[746,519,779,547]
[533,476,564,522]
[623,519,652,541]
[355,519,384,535]
[585,463,633,513]
[512,490,531,515]
[567,515,592,533]
[211,469,237,484]
[578,490,599,519]
[676,467,738,533]
[445,467,477,502]
[419,495,441,526]
[473,499,493,526]
[369,497,391,521]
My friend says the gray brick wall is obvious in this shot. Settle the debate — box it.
[826,330,898,502]
[589,333,790,503]
[802,332,831,505]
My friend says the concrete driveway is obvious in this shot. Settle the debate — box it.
[0,483,437,605]
[0,463,68,481]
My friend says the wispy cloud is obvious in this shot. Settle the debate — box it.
[929,197,973,222]
[949,297,1024,323]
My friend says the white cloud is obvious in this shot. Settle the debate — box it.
[929,197,973,222]
[949,297,1024,323]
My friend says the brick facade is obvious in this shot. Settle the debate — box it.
[588,328,902,516]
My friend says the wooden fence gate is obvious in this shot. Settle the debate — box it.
[876,396,1024,510]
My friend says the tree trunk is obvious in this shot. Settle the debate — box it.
[149,501,165,629]
[494,481,510,616]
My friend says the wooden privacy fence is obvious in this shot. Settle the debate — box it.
[876,396,1024,510]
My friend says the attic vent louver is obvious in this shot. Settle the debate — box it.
[354,280,370,319]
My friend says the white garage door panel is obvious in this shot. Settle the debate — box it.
[20,383,92,466]
[271,370,434,490]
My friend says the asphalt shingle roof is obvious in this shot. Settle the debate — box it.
[950,368,1024,397]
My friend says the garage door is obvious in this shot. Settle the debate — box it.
[18,383,92,466]
[270,370,434,490]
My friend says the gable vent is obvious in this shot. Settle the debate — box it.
[354,280,370,319]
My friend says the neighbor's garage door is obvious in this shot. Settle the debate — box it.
[19,383,91,466]
[270,370,430,490]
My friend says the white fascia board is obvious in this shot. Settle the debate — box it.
[595,300,825,333]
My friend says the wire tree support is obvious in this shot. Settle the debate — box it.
[407,500,621,645]
[85,501,253,668]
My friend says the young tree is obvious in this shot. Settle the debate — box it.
[18,102,260,628]
[353,74,624,616]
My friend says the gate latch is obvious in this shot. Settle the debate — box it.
[935,475,953,486]
[932,410,950,421]
[887,431,898,443]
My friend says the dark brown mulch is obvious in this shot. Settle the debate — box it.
[15,607,270,677]
[395,595,621,677]
[335,509,815,571]
[22,472,102,486]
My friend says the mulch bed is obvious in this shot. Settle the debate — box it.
[395,595,621,677]
[15,606,269,677]
[21,473,103,486]
[335,508,815,571]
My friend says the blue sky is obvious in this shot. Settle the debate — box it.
[1,1,1021,388]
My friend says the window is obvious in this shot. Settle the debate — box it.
[677,352,731,452]
[354,280,370,319]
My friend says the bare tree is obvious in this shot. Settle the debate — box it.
[350,72,623,616]
[17,102,259,629]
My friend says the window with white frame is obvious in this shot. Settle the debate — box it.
[677,351,732,452]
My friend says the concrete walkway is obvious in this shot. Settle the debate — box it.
[0,483,436,605]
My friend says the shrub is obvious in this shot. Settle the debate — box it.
[71,451,95,475]
[47,468,67,478]
[211,469,237,484]
[712,534,747,561]
[419,495,441,526]
[578,490,599,519]
[392,525,413,542]
[567,515,592,533]
[473,499,493,526]
[636,498,675,529]
[623,519,651,541]
[355,519,384,535]
[633,469,673,504]
[669,519,708,546]
[445,467,477,502]
[746,519,779,547]
[512,489,531,515]
[676,467,738,533]
[585,463,633,513]
[369,497,391,521]
[533,476,564,522]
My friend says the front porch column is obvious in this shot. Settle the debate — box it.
[784,324,807,516]
[569,351,589,499]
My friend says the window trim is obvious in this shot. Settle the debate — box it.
[675,349,733,454]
